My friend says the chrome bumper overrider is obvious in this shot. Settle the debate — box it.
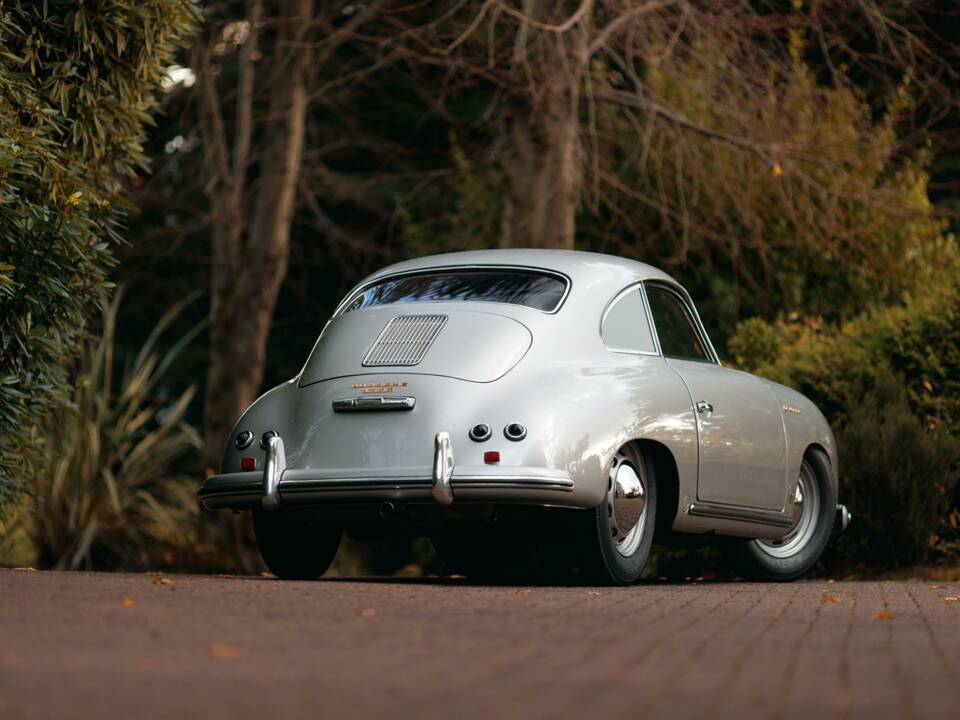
[198,431,575,511]
[834,504,851,533]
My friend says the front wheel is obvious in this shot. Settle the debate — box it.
[721,449,835,581]
[253,509,341,580]
[577,444,657,585]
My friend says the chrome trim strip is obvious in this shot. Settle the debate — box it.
[198,488,262,500]
[687,501,794,527]
[282,481,433,494]
[332,396,416,412]
[453,478,574,492]
[638,282,662,357]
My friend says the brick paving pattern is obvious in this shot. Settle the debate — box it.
[1,569,958,719]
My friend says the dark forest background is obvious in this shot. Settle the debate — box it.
[2,1,960,577]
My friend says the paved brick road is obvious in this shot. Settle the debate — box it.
[1,569,958,719]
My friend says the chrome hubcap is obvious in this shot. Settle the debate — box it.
[607,453,647,556]
[756,462,820,558]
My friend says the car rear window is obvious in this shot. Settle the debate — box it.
[342,269,568,314]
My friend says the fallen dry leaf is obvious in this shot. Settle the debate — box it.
[13,567,36,572]
[827,579,835,584]
[121,597,137,608]
[260,571,273,578]
[930,585,945,590]
[943,596,959,603]
[359,608,377,618]
[151,577,172,586]
[207,644,239,659]
[873,611,896,620]
[512,589,531,595]
[821,595,842,605]
[587,591,602,597]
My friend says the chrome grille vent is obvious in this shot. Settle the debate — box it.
[362,314,448,367]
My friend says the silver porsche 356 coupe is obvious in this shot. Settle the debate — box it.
[199,249,849,584]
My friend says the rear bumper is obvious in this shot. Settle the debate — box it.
[198,465,578,511]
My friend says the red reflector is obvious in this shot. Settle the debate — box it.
[484,451,500,464]
[240,457,257,471]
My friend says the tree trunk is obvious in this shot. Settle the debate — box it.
[497,1,590,250]
[200,0,314,474]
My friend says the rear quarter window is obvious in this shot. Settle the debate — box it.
[601,287,657,354]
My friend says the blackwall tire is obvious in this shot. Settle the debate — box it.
[253,508,341,580]
[721,449,835,582]
[578,444,657,586]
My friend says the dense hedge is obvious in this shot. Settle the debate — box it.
[728,256,960,568]
[0,1,197,515]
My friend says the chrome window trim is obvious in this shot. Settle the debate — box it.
[599,282,660,357]
[639,282,663,357]
[333,264,573,318]
[643,281,720,366]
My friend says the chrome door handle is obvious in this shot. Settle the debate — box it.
[696,401,714,414]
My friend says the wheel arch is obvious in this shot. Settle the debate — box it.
[630,438,681,541]
[804,441,838,499]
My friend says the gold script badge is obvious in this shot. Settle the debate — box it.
[782,404,802,415]
[352,381,409,395]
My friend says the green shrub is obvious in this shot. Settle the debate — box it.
[729,263,960,570]
[827,370,960,570]
[28,290,204,570]
[0,0,198,518]
[729,256,960,434]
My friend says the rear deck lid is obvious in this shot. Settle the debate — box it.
[298,307,532,385]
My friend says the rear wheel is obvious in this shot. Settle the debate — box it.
[721,449,835,581]
[577,444,657,585]
[253,508,341,580]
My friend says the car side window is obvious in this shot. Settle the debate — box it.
[645,285,711,361]
[601,288,656,354]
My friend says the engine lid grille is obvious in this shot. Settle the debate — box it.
[362,314,448,367]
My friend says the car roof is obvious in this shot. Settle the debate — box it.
[365,249,679,286]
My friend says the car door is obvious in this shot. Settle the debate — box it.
[644,283,788,511]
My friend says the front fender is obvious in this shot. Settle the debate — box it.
[764,381,839,499]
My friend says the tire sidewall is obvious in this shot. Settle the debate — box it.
[594,445,657,584]
[738,450,836,581]
[253,508,341,580]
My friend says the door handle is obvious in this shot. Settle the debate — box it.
[696,400,714,414]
